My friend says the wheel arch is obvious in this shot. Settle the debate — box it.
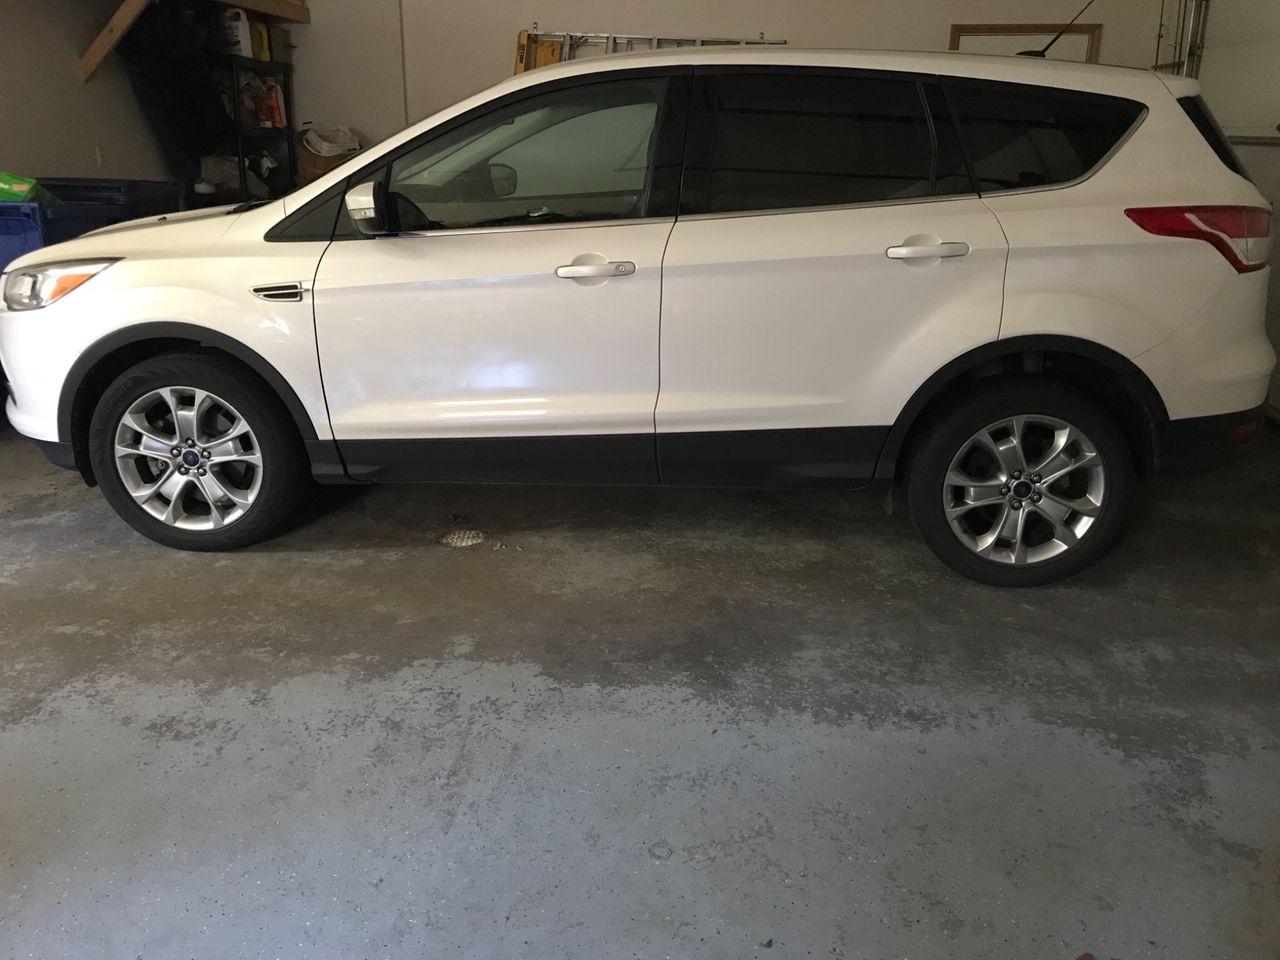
[876,335,1170,481]
[60,322,321,485]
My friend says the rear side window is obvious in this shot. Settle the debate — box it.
[1178,95,1249,179]
[702,73,940,213]
[946,80,1145,192]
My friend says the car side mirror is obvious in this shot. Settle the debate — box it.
[345,180,389,236]
[489,163,518,199]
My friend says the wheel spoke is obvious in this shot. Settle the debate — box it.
[120,409,176,449]
[160,476,192,524]
[205,426,260,467]
[116,443,163,461]
[972,504,1007,557]
[206,418,251,447]
[207,450,262,468]
[204,469,253,509]
[167,388,199,444]
[1011,508,1029,564]
[996,501,1024,542]
[1041,490,1102,520]
[130,476,168,505]
[1031,498,1080,549]
[945,470,1006,518]
[1030,426,1071,474]
[975,421,1027,480]
[982,504,1030,564]
[1041,450,1098,486]
[195,474,228,528]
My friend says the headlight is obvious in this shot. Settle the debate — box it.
[2,259,119,311]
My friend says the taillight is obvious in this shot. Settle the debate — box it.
[1125,205,1272,274]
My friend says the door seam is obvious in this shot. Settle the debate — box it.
[653,218,678,484]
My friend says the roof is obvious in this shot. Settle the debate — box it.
[497,46,1169,99]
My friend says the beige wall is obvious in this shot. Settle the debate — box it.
[403,0,1165,120]
[1235,144,1280,402]
[1197,0,1280,138]
[1197,0,1280,402]
[290,0,408,149]
[293,0,1166,140]
[0,0,167,180]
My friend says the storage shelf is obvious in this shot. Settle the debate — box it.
[223,53,295,75]
[82,0,308,82]
[208,0,310,24]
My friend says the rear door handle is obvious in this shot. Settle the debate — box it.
[555,261,636,279]
[885,241,971,260]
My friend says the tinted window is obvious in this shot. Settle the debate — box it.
[385,78,666,230]
[947,80,1145,192]
[704,73,937,213]
[1179,95,1249,179]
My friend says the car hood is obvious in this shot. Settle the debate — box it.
[4,203,252,272]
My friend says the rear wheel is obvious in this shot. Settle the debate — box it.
[89,353,306,550]
[906,379,1135,586]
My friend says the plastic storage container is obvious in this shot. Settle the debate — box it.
[0,202,44,272]
[37,178,181,245]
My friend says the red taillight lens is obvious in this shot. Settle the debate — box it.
[1125,205,1272,274]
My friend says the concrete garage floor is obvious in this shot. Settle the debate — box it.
[1,413,1278,960]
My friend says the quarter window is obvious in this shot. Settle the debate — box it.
[702,73,938,214]
[946,80,1145,192]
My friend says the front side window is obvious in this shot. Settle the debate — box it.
[384,78,667,231]
[702,73,937,214]
[946,80,1145,192]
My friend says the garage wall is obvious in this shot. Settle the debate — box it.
[402,0,1166,120]
[294,0,1165,141]
[0,0,167,180]
[1196,0,1280,138]
[290,0,407,150]
[1235,144,1280,402]
[1196,0,1280,402]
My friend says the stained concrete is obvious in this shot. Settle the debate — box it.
[1,413,1277,960]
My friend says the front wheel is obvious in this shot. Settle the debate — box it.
[907,380,1135,586]
[89,353,306,550]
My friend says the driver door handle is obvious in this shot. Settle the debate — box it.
[555,261,636,279]
[885,241,971,260]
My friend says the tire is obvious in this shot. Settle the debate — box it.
[906,378,1135,587]
[89,352,307,551]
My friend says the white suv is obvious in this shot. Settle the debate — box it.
[1,50,1273,585]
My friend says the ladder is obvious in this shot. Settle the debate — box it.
[514,28,786,73]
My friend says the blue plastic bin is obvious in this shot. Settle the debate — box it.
[38,178,180,244]
[0,202,44,272]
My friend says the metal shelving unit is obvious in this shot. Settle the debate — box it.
[219,54,298,203]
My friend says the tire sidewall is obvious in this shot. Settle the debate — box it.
[89,355,304,551]
[907,380,1135,587]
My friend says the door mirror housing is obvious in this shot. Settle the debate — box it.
[345,180,389,236]
[489,163,518,198]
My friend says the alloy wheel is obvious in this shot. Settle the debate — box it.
[113,386,263,531]
[942,414,1106,565]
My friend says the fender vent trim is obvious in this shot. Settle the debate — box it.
[251,282,308,302]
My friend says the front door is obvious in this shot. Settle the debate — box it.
[656,69,1009,486]
[313,71,688,482]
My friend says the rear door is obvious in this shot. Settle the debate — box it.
[656,68,1009,485]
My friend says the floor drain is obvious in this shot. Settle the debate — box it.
[439,529,486,548]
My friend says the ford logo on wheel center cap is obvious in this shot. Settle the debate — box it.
[181,450,202,468]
